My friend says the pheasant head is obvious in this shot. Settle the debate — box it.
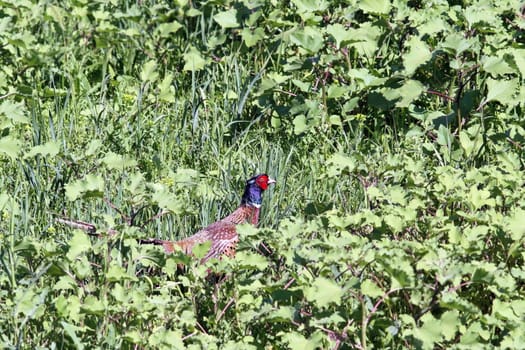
[240,174,276,208]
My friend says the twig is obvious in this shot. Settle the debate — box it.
[181,331,197,341]
[364,288,402,328]
[216,297,235,322]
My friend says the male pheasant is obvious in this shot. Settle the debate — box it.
[161,173,276,263]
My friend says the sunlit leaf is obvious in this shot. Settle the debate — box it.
[403,37,432,76]
[0,100,29,124]
[183,46,207,71]
[213,9,238,28]
[485,78,519,105]
[0,136,21,159]
[24,141,60,158]
[140,60,159,82]
[66,231,92,260]
[304,277,343,308]
[359,0,391,14]
[102,151,137,170]
[64,174,104,201]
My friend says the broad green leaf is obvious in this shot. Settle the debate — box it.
[508,209,525,241]
[403,37,432,76]
[183,46,207,71]
[0,136,21,159]
[81,295,105,315]
[304,277,343,308]
[192,241,211,260]
[384,214,403,233]
[468,186,495,210]
[158,74,175,102]
[235,251,268,270]
[213,9,238,28]
[485,78,519,105]
[325,23,354,48]
[24,141,60,158]
[0,100,29,124]
[396,79,424,107]
[412,313,443,349]
[361,279,383,298]
[107,264,138,282]
[102,151,137,170]
[289,26,324,53]
[156,21,182,37]
[509,48,525,77]
[240,27,265,47]
[291,0,326,13]
[327,85,349,99]
[482,55,515,76]
[281,331,323,350]
[359,0,391,14]
[436,124,452,149]
[440,310,460,340]
[64,174,104,201]
[349,22,381,57]
[140,60,159,82]
[293,115,308,135]
[441,33,477,55]
[66,231,92,260]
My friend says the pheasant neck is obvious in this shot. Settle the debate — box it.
[223,204,261,226]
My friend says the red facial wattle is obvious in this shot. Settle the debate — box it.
[256,175,270,190]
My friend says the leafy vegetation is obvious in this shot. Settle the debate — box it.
[1,0,524,348]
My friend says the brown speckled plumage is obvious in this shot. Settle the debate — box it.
[162,174,275,263]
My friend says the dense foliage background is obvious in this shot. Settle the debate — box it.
[1,0,524,348]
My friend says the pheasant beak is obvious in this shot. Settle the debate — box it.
[267,177,276,185]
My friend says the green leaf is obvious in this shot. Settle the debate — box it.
[158,74,175,102]
[507,209,525,241]
[0,100,29,124]
[293,115,308,135]
[183,46,207,71]
[412,313,444,349]
[289,26,324,53]
[485,78,519,105]
[102,151,137,170]
[304,277,343,308]
[327,85,349,99]
[81,295,105,315]
[192,241,211,260]
[436,125,452,148]
[213,9,238,28]
[156,21,182,37]
[361,279,383,298]
[235,251,268,270]
[440,310,460,341]
[325,23,354,48]
[66,231,92,260]
[64,174,104,201]
[482,55,515,76]
[106,263,137,282]
[0,136,21,159]
[403,37,432,76]
[140,60,159,82]
[359,0,391,14]
[24,141,60,158]
[240,28,264,47]
[396,79,424,107]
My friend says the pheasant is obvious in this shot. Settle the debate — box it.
[161,173,276,263]
[56,174,276,263]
